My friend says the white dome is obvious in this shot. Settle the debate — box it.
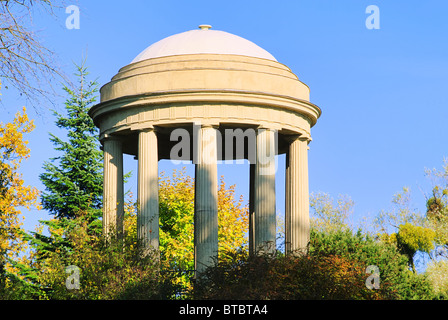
[131,25,277,63]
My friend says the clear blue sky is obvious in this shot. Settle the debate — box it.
[2,1,447,235]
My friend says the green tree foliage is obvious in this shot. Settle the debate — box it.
[39,62,102,222]
[395,223,436,272]
[7,62,105,299]
[158,169,195,274]
[373,186,440,273]
[309,229,434,299]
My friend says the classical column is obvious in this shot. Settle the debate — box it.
[137,128,159,257]
[102,136,124,240]
[248,163,255,255]
[285,135,310,255]
[285,150,291,251]
[253,128,277,254]
[194,124,219,276]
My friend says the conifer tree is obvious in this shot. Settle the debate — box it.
[39,62,102,222]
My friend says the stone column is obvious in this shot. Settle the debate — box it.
[285,135,310,255]
[102,137,124,240]
[137,128,159,257]
[248,163,255,255]
[194,124,219,276]
[253,128,277,254]
[285,149,291,251]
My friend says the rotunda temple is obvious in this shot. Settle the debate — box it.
[89,25,321,275]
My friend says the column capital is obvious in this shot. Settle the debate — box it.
[193,121,220,129]
[140,127,156,133]
[285,133,312,144]
[255,123,282,131]
[100,133,124,143]
[130,123,159,133]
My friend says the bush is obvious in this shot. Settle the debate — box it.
[194,249,386,300]
[193,229,435,300]
[34,217,185,300]
[309,229,434,299]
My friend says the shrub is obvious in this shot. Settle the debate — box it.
[194,229,435,300]
[194,249,386,300]
[34,216,184,300]
[309,229,434,299]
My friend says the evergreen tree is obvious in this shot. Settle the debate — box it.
[39,62,103,222]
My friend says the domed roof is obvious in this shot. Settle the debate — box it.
[131,25,277,63]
